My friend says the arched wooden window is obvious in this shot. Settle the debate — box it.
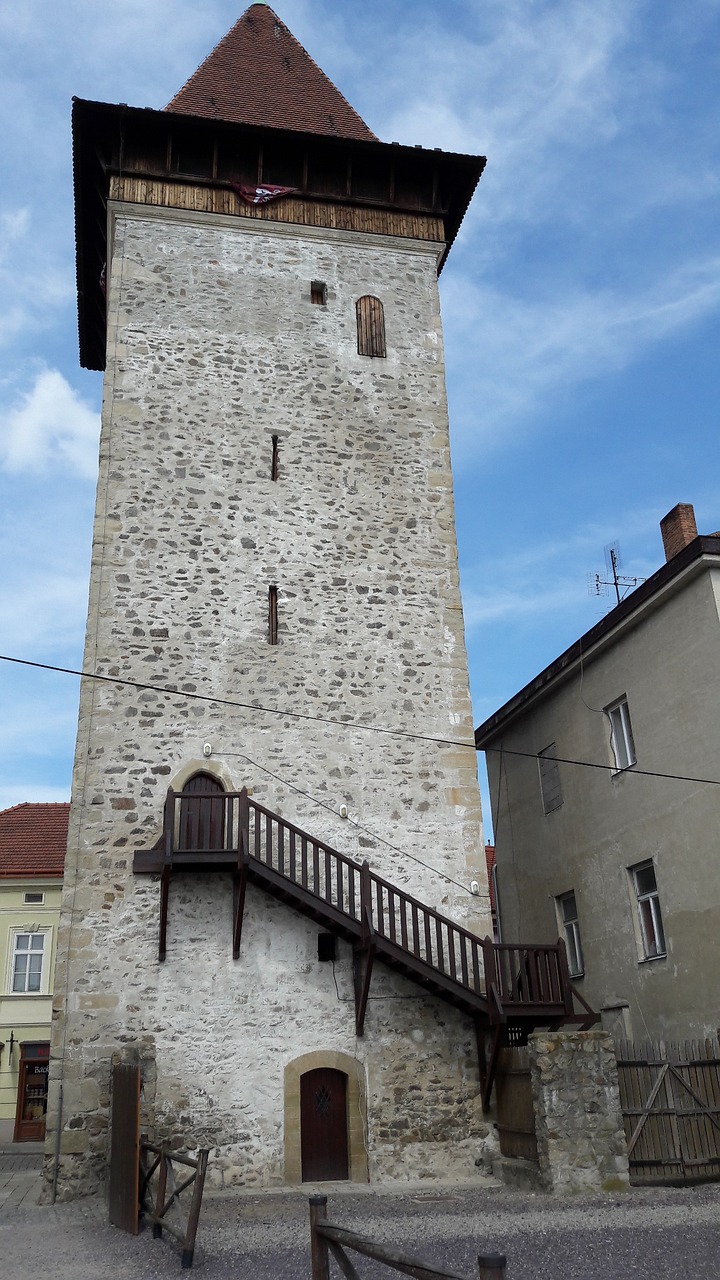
[177,772,225,853]
[356,295,386,358]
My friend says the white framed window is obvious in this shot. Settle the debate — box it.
[9,930,48,994]
[630,861,666,960]
[556,891,584,977]
[24,891,45,905]
[538,742,563,814]
[606,696,636,771]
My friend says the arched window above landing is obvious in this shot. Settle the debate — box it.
[356,295,386,358]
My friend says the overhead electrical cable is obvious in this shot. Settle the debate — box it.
[0,652,475,749]
[221,746,474,897]
[3,651,720,787]
[482,745,720,788]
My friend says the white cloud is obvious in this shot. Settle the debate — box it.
[0,208,30,256]
[0,571,89,654]
[445,253,720,457]
[1,368,100,478]
[0,201,74,347]
[0,683,78,809]
[369,1,634,213]
[464,582,581,628]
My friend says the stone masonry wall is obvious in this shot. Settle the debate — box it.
[528,1030,630,1194]
[46,206,489,1198]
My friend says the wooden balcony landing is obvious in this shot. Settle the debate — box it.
[134,787,595,1108]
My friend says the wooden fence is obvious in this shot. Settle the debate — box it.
[139,1141,209,1268]
[309,1195,507,1279]
[616,1038,720,1184]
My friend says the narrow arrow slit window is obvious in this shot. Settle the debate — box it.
[268,585,278,645]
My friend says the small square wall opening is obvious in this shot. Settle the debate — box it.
[311,281,327,305]
[318,933,336,962]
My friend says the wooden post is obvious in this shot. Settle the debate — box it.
[181,1148,209,1269]
[478,1252,507,1278]
[360,861,372,942]
[152,1148,168,1239]
[482,936,498,1011]
[556,935,574,1015]
[309,1194,330,1280]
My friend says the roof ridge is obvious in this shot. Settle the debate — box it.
[1,801,71,814]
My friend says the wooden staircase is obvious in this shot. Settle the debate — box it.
[134,787,596,1108]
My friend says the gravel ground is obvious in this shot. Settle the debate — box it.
[3,1175,720,1278]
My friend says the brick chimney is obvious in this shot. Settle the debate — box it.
[660,503,698,562]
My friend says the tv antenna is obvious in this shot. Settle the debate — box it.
[588,541,646,607]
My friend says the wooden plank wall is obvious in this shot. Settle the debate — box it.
[109,176,445,244]
[616,1038,720,1184]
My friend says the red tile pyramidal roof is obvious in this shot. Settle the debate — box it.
[166,3,377,141]
[0,802,69,878]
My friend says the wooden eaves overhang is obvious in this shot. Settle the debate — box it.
[134,786,596,1110]
[72,95,486,371]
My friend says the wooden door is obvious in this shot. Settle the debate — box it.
[300,1068,349,1181]
[495,1046,538,1162]
[108,1063,140,1233]
[178,773,225,852]
[14,1042,50,1142]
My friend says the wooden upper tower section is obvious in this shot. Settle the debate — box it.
[72,3,485,370]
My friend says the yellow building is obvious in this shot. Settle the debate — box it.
[0,804,67,1142]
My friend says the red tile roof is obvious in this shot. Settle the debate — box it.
[166,3,377,140]
[0,803,69,879]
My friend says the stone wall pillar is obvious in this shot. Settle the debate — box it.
[528,1030,629,1193]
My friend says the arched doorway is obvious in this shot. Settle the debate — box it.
[300,1067,349,1181]
[177,772,225,852]
[284,1051,367,1184]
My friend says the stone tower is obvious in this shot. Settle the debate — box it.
[48,5,489,1197]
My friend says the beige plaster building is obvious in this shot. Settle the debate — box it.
[0,804,67,1142]
[476,503,720,1042]
[46,6,507,1199]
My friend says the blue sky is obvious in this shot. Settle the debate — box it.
[1,0,719,837]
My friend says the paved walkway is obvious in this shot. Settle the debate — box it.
[2,1151,720,1279]
[0,1142,44,1215]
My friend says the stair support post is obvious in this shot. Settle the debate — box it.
[231,790,251,960]
[353,919,376,1038]
[481,1023,504,1114]
[556,936,574,1016]
[158,788,175,962]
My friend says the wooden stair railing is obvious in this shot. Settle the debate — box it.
[134,786,595,1087]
